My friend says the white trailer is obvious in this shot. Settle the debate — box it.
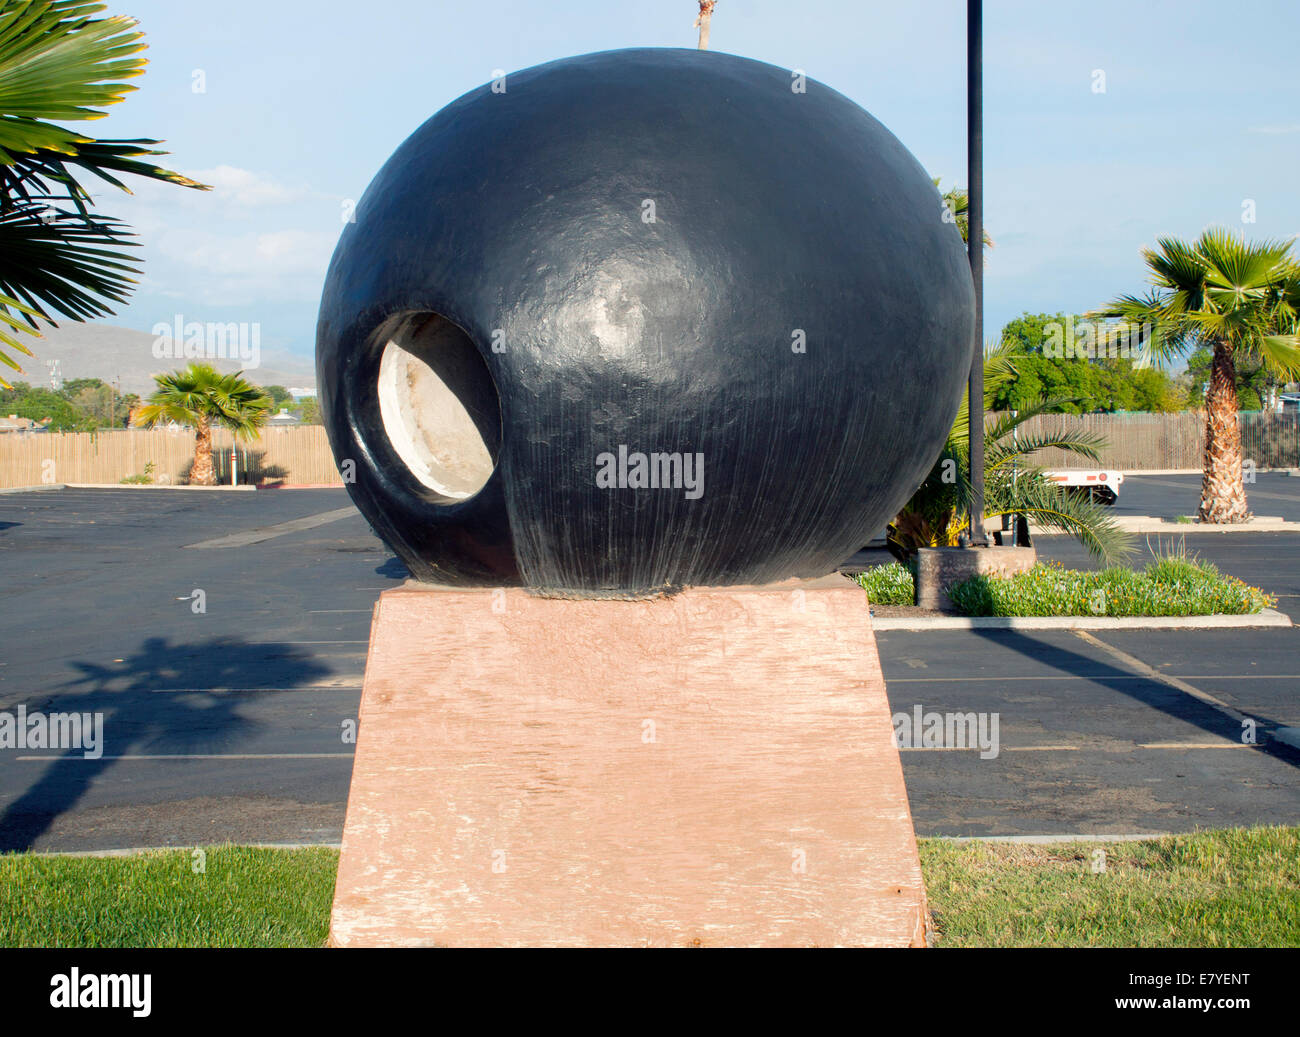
[1044,469,1124,506]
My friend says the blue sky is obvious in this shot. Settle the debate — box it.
[93,0,1300,376]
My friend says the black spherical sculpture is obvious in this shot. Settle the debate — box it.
[316,47,974,596]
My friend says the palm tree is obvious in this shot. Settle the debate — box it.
[888,342,1133,564]
[0,1,207,387]
[1093,230,1300,523]
[693,1,717,49]
[934,178,993,253]
[135,364,272,486]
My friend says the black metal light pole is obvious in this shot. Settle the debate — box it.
[966,0,988,546]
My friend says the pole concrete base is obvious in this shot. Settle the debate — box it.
[328,577,929,947]
[914,545,1036,611]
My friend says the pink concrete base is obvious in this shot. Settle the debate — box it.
[329,580,929,947]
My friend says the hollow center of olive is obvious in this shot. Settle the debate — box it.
[376,314,500,499]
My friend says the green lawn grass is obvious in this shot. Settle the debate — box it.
[921,827,1300,947]
[2,829,1297,947]
[0,845,336,948]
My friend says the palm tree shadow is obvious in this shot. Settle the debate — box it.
[0,635,331,851]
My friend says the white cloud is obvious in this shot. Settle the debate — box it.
[83,172,338,305]
[183,165,310,206]
[156,226,335,280]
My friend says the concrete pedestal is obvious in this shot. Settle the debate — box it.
[329,579,928,947]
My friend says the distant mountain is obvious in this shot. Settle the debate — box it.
[11,321,317,397]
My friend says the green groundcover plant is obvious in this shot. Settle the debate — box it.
[854,559,915,605]
[855,557,1274,617]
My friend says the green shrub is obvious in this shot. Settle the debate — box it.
[119,461,156,485]
[854,562,914,605]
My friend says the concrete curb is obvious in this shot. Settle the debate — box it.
[1271,728,1300,752]
[256,483,345,490]
[29,842,342,858]
[38,832,1269,853]
[1033,515,1300,534]
[66,482,257,491]
[1114,469,1299,476]
[937,833,1171,844]
[0,483,329,493]
[871,608,1292,631]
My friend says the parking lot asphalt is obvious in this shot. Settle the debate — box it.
[0,485,1297,850]
[1107,471,1300,522]
[0,488,390,851]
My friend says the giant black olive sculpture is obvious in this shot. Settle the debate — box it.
[316,47,974,596]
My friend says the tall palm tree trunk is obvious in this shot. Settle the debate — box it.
[694,1,716,49]
[1199,339,1251,523]
[189,417,217,486]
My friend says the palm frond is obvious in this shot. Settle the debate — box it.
[0,203,138,320]
[1144,237,1207,293]
[984,396,1083,438]
[985,477,1134,564]
[986,430,1104,471]
[0,2,208,376]
[1258,333,1300,380]
[1197,229,1292,290]
[0,1,148,162]
[0,287,41,386]
[1088,290,1189,366]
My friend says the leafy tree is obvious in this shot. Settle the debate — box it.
[135,363,272,485]
[262,384,293,408]
[0,380,91,429]
[0,1,207,387]
[295,397,321,425]
[1127,364,1186,412]
[1093,230,1300,522]
[994,312,1184,413]
[0,374,136,428]
[61,376,105,394]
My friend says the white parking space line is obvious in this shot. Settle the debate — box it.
[900,744,1260,753]
[17,753,354,761]
[889,674,1151,683]
[184,507,357,549]
[1073,630,1253,726]
[901,745,1080,752]
[1137,742,1258,749]
[888,673,1300,682]
[144,684,364,692]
